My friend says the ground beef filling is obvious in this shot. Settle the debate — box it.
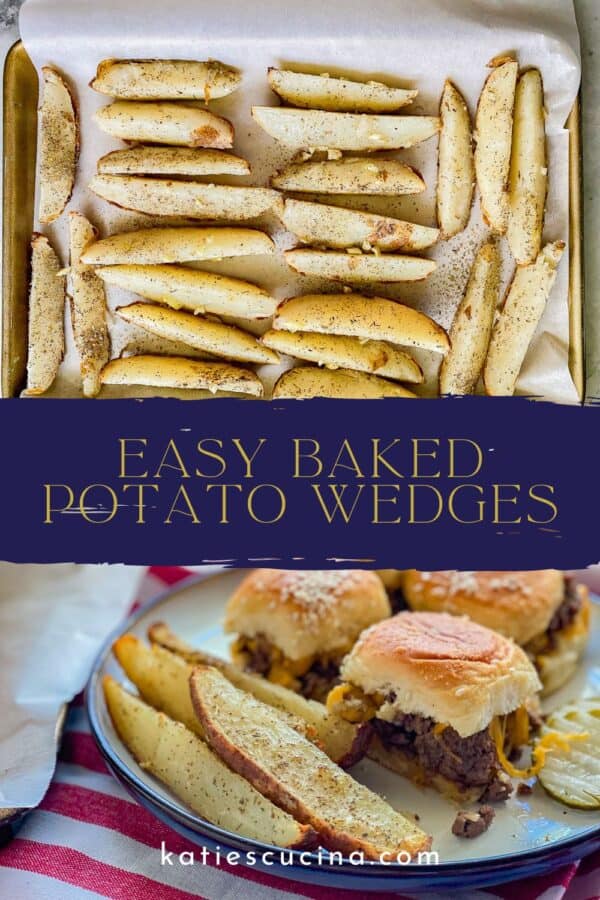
[546,578,582,641]
[237,634,341,702]
[372,709,513,801]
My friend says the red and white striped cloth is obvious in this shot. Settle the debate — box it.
[1,566,599,900]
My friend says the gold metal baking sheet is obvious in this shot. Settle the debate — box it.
[1,40,585,400]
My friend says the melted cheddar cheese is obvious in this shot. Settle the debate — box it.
[490,717,588,778]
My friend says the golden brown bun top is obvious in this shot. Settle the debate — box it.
[402,570,565,646]
[224,569,391,660]
[340,611,541,736]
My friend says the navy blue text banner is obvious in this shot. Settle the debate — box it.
[2,397,598,568]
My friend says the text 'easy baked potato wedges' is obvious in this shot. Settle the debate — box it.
[94,102,234,148]
[116,303,279,366]
[483,240,565,396]
[82,227,274,266]
[437,79,474,240]
[285,249,436,283]
[69,212,110,398]
[89,175,282,220]
[272,366,417,399]
[262,330,424,383]
[95,264,276,319]
[439,241,500,395]
[274,293,450,354]
[272,157,425,195]
[190,666,431,858]
[91,59,241,101]
[252,107,440,151]
[97,146,250,177]
[474,56,518,234]
[25,234,65,396]
[282,199,439,252]
[147,622,366,767]
[103,676,315,848]
[38,67,78,224]
[507,68,547,266]
[267,68,417,113]
[100,355,264,396]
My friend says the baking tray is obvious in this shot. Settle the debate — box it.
[1,39,585,401]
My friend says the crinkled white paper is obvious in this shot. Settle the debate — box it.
[19,0,581,401]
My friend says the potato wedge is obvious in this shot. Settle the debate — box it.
[272,157,425,195]
[89,175,282,220]
[147,622,366,767]
[274,293,449,354]
[103,676,315,848]
[95,263,276,319]
[82,227,274,266]
[252,107,440,151]
[285,248,436,283]
[474,57,518,234]
[283,199,439,252]
[91,59,241,101]
[69,212,111,398]
[100,355,264,396]
[437,80,474,240]
[97,146,250,177]
[507,69,547,266]
[94,102,233,148]
[116,303,279,365]
[120,334,213,361]
[439,241,500,395]
[190,666,431,858]
[272,367,416,399]
[262,330,423,382]
[38,67,78,224]
[267,69,417,112]
[483,240,565,395]
[24,234,65,395]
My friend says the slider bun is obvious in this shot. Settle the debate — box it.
[402,570,565,646]
[340,611,541,737]
[536,587,591,696]
[224,569,391,661]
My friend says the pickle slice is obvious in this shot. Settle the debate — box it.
[538,699,600,810]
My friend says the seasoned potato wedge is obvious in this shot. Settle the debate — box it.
[103,676,315,848]
[507,69,547,266]
[91,58,241,101]
[437,79,474,240]
[267,68,417,112]
[272,366,416,399]
[94,101,234,148]
[95,263,276,319]
[483,240,565,395]
[285,248,436,282]
[262,330,423,382]
[100,355,264,396]
[147,622,366,767]
[89,175,282,220]
[116,303,279,365]
[82,227,274,266]
[38,67,78,224]
[97,146,250,177]
[439,241,500,395]
[474,57,518,234]
[25,234,65,395]
[69,212,110,397]
[190,666,431,859]
[252,107,440,151]
[120,334,213,361]
[274,293,449,354]
[272,157,425,195]
[283,199,439,252]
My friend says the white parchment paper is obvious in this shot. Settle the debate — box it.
[0,563,143,808]
[18,0,581,402]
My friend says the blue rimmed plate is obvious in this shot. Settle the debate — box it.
[86,570,600,892]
